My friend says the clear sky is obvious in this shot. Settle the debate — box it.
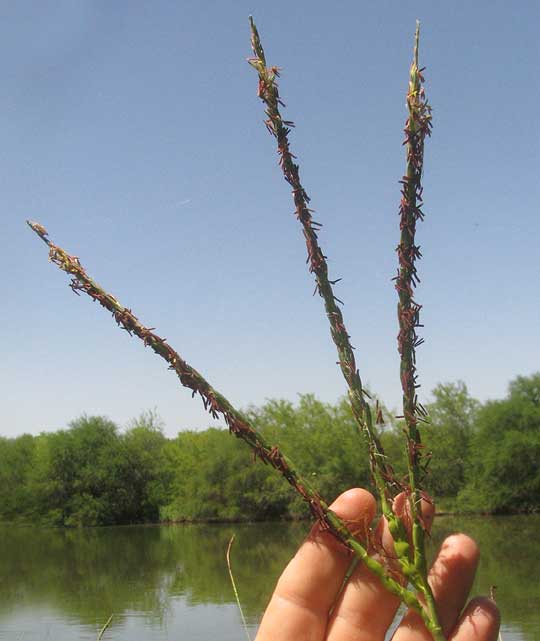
[2,1,539,438]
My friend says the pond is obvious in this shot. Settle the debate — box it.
[0,515,538,640]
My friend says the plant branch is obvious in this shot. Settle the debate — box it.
[247,15,400,516]
[395,18,432,563]
[394,21,441,639]
[27,219,431,625]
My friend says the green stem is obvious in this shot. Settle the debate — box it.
[227,535,251,641]
[96,614,113,641]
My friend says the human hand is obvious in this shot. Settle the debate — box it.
[255,488,500,641]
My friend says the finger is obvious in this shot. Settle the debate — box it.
[255,488,376,641]
[392,492,435,537]
[392,534,480,641]
[379,493,435,566]
[326,496,435,641]
[326,552,401,641]
[449,597,500,641]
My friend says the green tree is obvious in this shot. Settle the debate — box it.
[248,395,373,503]
[161,395,374,522]
[458,373,540,513]
[26,416,139,526]
[0,434,36,520]
[121,411,174,522]
[422,382,480,498]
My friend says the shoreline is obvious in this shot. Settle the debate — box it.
[4,509,536,529]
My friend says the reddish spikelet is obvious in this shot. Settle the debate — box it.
[26,220,329,521]
[395,27,432,478]
[247,17,397,499]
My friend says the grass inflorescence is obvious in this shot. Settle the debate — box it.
[29,17,445,641]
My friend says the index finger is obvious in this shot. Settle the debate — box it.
[255,488,376,641]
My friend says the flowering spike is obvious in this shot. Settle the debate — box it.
[27,220,431,623]
[393,23,441,639]
[247,17,399,510]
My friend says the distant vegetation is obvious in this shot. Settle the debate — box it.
[1,373,538,527]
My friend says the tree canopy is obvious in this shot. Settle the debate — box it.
[1,374,538,526]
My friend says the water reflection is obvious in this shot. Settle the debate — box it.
[0,516,538,640]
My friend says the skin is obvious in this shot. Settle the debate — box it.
[256,488,500,641]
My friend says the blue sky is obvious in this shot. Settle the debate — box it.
[2,1,539,438]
